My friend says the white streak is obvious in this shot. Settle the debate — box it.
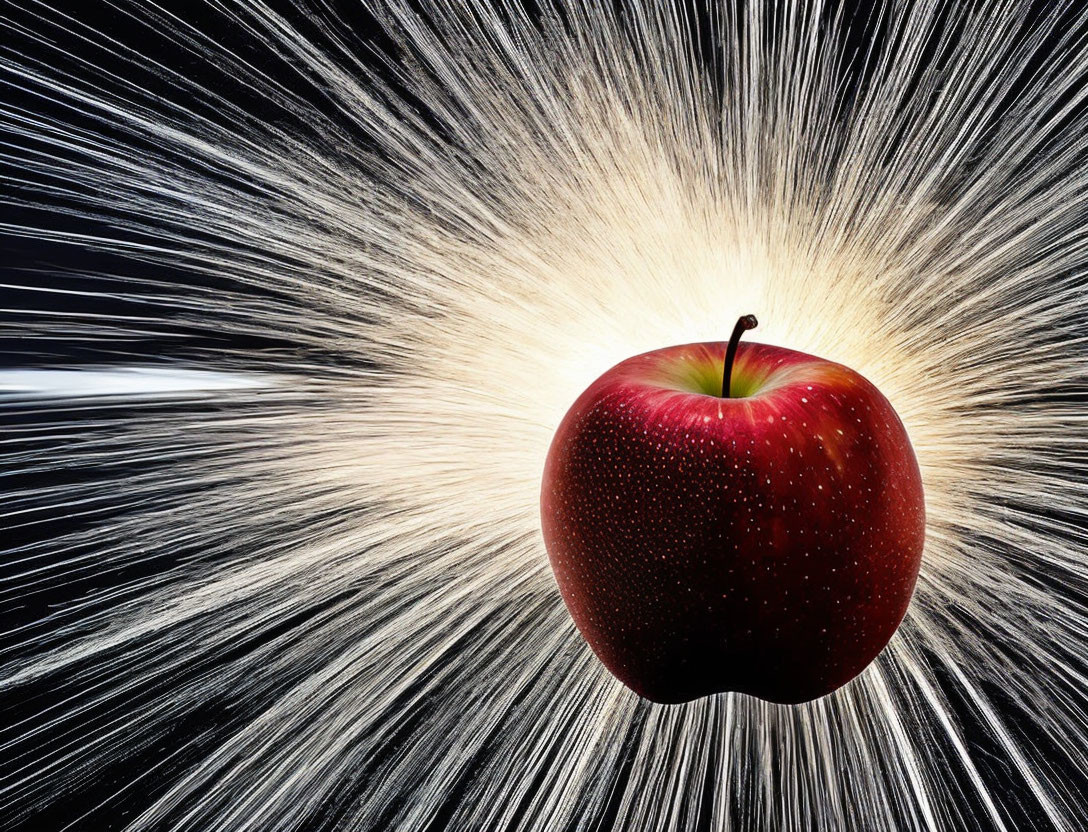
[0,368,275,398]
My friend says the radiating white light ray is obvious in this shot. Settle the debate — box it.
[0,1,1086,831]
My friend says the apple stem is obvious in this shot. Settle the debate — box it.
[722,314,758,397]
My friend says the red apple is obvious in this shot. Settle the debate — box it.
[540,317,924,704]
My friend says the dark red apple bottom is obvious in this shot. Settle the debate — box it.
[540,341,925,705]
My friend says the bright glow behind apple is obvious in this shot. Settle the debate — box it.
[1,2,1086,831]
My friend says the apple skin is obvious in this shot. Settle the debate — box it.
[540,340,924,704]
